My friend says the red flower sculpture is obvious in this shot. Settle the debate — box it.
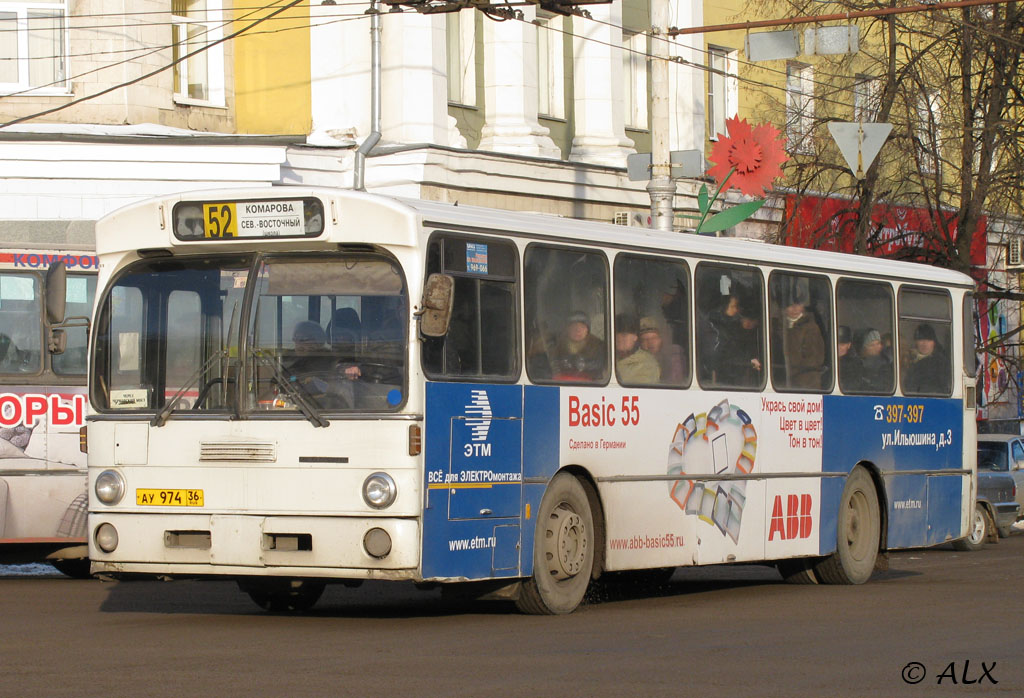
[707,116,788,198]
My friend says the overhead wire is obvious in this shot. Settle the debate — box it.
[2,0,1018,129]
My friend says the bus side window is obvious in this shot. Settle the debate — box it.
[613,254,690,388]
[836,279,895,395]
[768,272,832,392]
[421,235,519,381]
[695,264,765,391]
[898,287,952,397]
[0,272,42,374]
[524,245,609,385]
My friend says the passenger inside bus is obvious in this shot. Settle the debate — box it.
[549,311,605,382]
[286,321,335,379]
[855,328,892,392]
[702,293,762,387]
[778,295,825,390]
[904,323,950,394]
[837,325,861,387]
[638,316,685,384]
[328,308,363,379]
[614,314,660,384]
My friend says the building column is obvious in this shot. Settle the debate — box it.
[307,4,366,146]
[381,12,465,147]
[308,7,464,148]
[478,6,560,158]
[668,0,705,150]
[569,3,636,167]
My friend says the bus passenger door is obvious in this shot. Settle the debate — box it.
[422,383,523,580]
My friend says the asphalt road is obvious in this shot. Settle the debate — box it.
[2,534,1022,697]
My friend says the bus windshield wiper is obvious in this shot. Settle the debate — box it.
[249,349,330,428]
[151,348,230,427]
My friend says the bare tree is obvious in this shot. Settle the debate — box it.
[749,0,1023,275]
[746,0,1024,415]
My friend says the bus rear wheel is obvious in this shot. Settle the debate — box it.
[238,578,325,613]
[776,558,818,584]
[814,466,880,585]
[516,473,595,615]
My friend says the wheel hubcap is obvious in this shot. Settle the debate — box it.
[545,503,588,580]
[969,508,985,543]
[845,490,869,561]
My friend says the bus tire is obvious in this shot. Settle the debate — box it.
[50,558,92,579]
[814,466,880,585]
[952,502,990,552]
[776,558,818,584]
[238,578,325,613]
[516,472,595,615]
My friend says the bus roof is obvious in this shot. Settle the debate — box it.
[97,187,975,290]
[396,196,975,289]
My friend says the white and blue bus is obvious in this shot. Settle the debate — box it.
[78,188,976,613]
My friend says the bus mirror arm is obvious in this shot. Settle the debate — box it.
[417,273,454,338]
[47,315,90,356]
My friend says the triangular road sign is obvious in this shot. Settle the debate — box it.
[828,122,893,179]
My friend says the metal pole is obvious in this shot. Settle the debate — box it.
[646,0,675,231]
[354,0,382,191]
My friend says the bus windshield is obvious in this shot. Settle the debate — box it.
[92,252,408,416]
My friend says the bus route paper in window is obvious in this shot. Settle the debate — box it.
[466,243,488,274]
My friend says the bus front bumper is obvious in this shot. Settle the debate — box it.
[88,513,420,580]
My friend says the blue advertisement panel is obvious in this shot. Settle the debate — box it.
[422,382,526,580]
[821,395,964,551]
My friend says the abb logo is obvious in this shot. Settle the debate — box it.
[0,393,86,428]
[768,494,813,541]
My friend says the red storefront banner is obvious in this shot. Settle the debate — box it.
[783,194,986,271]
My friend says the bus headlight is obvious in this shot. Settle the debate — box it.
[362,472,397,509]
[95,470,126,505]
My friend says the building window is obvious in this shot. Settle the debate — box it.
[707,46,737,140]
[446,9,476,106]
[916,90,940,175]
[536,14,564,119]
[0,0,67,94]
[786,62,814,154]
[171,0,225,105]
[853,74,879,122]
[623,31,648,130]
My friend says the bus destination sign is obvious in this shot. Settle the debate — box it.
[172,198,325,240]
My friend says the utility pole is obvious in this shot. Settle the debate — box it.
[647,0,675,231]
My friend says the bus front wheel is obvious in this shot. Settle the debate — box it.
[516,473,595,615]
[814,466,880,585]
[238,578,325,613]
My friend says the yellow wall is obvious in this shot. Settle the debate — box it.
[233,2,312,135]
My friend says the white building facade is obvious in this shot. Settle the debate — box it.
[289,0,764,233]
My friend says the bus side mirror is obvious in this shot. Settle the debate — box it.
[45,262,67,325]
[45,262,68,355]
[418,273,454,337]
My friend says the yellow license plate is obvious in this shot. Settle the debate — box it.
[136,489,204,507]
